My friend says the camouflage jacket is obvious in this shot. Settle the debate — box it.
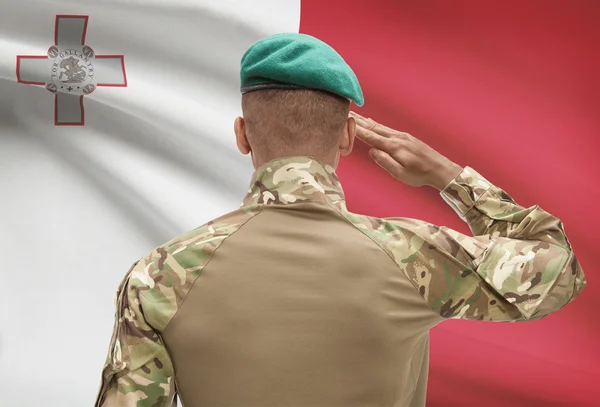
[95,156,586,407]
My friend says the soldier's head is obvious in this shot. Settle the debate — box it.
[237,33,363,169]
[234,88,356,169]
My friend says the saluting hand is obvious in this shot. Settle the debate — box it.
[350,111,463,191]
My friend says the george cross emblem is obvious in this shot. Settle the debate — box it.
[16,15,127,126]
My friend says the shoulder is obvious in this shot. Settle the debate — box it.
[159,205,262,261]
[336,208,488,299]
[340,208,430,251]
[337,208,420,260]
[124,205,263,330]
[340,208,485,262]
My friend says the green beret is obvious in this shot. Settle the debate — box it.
[240,33,364,107]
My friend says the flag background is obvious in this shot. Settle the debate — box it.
[299,1,599,406]
[0,1,598,406]
[0,1,300,405]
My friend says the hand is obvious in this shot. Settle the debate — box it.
[350,111,463,190]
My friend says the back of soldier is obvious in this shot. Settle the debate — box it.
[94,33,585,407]
[162,195,439,407]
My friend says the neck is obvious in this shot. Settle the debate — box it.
[241,155,346,208]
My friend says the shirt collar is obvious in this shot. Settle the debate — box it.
[241,156,346,207]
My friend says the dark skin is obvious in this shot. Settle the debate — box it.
[234,110,462,191]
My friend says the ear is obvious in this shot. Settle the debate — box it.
[234,117,251,155]
[339,116,356,156]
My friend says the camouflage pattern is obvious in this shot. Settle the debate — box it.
[241,157,585,321]
[96,155,586,405]
[241,157,345,207]
[95,207,261,407]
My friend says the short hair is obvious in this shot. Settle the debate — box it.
[241,89,350,159]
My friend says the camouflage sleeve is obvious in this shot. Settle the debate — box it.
[378,166,586,322]
[94,261,176,407]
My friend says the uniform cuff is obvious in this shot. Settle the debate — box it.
[439,166,493,220]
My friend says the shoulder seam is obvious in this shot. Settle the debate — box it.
[326,202,406,271]
[325,203,443,317]
[142,205,265,332]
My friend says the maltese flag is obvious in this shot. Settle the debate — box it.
[0,1,597,406]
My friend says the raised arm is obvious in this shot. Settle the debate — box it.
[350,112,586,321]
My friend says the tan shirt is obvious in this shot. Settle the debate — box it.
[95,156,586,407]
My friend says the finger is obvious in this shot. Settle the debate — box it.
[349,111,373,124]
[349,110,368,121]
[350,113,383,134]
[351,111,410,140]
[369,148,405,177]
[368,121,411,139]
[349,110,378,124]
[355,125,397,151]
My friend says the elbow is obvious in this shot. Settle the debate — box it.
[563,252,586,302]
[525,250,586,320]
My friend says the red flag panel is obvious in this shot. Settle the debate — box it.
[300,1,600,406]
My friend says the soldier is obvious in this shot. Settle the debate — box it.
[95,33,586,407]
